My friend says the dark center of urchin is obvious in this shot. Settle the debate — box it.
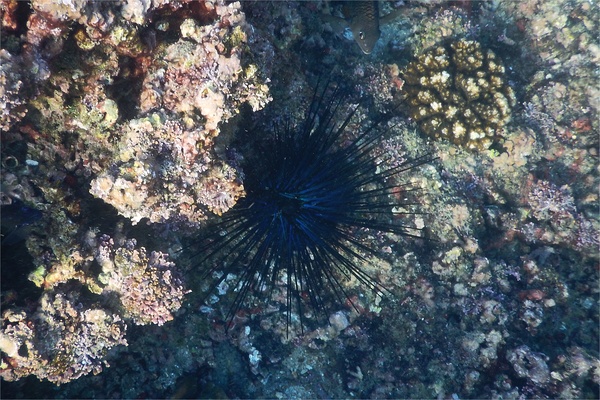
[194,84,429,333]
[263,189,304,220]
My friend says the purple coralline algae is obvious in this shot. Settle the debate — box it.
[0,292,127,385]
[2,0,271,389]
[95,235,190,326]
[1,226,188,383]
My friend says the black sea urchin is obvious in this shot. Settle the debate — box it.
[194,82,429,332]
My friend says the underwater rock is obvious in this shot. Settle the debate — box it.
[139,4,271,124]
[507,345,550,385]
[0,50,28,132]
[89,112,245,225]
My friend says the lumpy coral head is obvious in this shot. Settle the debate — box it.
[402,39,516,150]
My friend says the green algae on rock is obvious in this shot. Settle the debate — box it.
[402,39,516,150]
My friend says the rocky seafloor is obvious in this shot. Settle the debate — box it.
[1,0,598,398]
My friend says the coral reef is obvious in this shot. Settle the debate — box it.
[0,193,188,384]
[139,10,271,120]
[89,112,245,225]
[82,1,270,226]
[0,50,29,132]
[96,235,190,326]
[402,38,516,150]
[1,0,598,398]
[0,292,127,385]
[1,224,188,383]
[2,0,271,389]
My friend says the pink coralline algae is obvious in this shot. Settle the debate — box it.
[87,1,271,226]
[0,228,188,384]
[140,7,272,123]
[527,179,576,221]
[89,113,246,225]
[96,236,190,326]
[524,178,599,255]
[0,292,127,385]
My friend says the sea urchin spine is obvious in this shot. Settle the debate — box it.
[193,81,430,332]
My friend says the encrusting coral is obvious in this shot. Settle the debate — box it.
[89,112,245,225]
[0,292,127,385]
[402,38,516,150]
[96,235,190,326]
[1,220,188,383]
[89,2,270,226]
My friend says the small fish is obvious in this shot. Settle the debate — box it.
[342,1,380,54]
[1,200,43,246]
[324,1,410,55]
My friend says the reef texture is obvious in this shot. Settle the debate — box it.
[95,235,190,326]
[2,0,271,387]
[1,219,188,384]
[402,38,516,150]
[0,292,127,385]
[0,50,28,132]
[89,112,245,225]
[1,0,599,398]
[87,3,270,225]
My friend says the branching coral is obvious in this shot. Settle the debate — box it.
[402,39,516,150]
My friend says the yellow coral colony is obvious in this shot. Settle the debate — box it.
[402,39,516,150]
